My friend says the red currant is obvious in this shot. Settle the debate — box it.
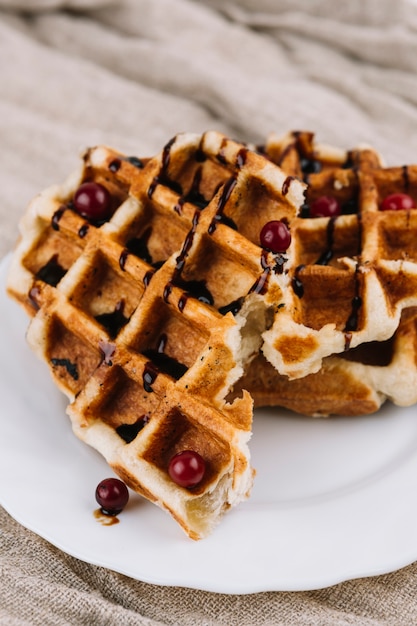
[260,220,291,253]
[73,182,112,221]
[95,478,129,516]
[380,193,415,211]
[168,450,206,488]
[309,196,341,218]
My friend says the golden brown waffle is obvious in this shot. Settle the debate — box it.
[232,307,417,416]
[7,130,306,538]
[259,131,417,379]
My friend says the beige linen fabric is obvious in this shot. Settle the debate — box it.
[2,0,417,623]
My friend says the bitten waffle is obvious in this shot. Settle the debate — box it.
[6,130,305,538]
[233,307,417,416]
[259,131,417,379]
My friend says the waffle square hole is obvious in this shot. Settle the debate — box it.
[70,251,144,338]
[379,212,417,261]
[294,266,362,332]
[178,234,258,311]
[26,228,84,287]
[218,175,293,246]
[48,318,101,395]
[375,167,417,208]
[129,298,210,379]
[121,210,190,268]
[143,407,230,493]
[83,366,159,442]
[296,217,360,268]
[306,170,360,215]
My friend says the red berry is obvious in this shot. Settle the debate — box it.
[168,450,206,488]
[73,182,112,221]
[380,193,415,211]
[309,196,341,218]
[95,478,129,516]
[260,220,291,253]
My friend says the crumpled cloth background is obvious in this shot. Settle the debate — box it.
[2,0,417,623]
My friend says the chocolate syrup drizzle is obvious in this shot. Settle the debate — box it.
[50,357,79,380]
[315,216,337,266]
[174,168,208,215]
[292,265,305,298]
[95,301,129,339]
[78,224,89,238]
[249,250,271,295]
[142,362,159,393]
[208,175,238,235]
[98,341,116,366]
[52,206,67,231]
[344,263,362,344]
[282,175,296,196]
[116,415,150,443]
[141,328,189,389]
[148,136,182,199]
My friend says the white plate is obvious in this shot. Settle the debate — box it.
[1,253,417,593]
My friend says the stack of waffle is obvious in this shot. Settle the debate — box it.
[7,129,417,538]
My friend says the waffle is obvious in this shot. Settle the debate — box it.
[232,307,417,416]
[6,130,305,538]
[258,131,417,379]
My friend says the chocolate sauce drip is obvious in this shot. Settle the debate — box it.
[273,254,287,274]
[236,147,248,169]
[142,350,188,380]
[142,332,186,380]
[28,286,41,310]
[156,333,167,353]
[36,255,67,286]
[344,332,353,351]
[148,136,182,199]
[174,211,200,277]
[292,265,305,298]
[163,282,173,302]
[176,279,214,310]
[174,168,208,214]
[119,249,129,272]
[51,357,79,380]
[142,362,159,392]
[109,158,121,172]
[143,270,155,288]
[126,156,144,169]
[344,295,362,333]
[402,165,410,191]
[116,415,150,443]
[218,297,244,316]
[208,175,237,235]
[282,175,295,196]
[98,341,116,365]
[78,224,89,238]
[52,206,67,231]
[249,250,271,295]
[95,301,128,339]
[315,216,337,266]
[216,137,228,165]
[344,265,362,335]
